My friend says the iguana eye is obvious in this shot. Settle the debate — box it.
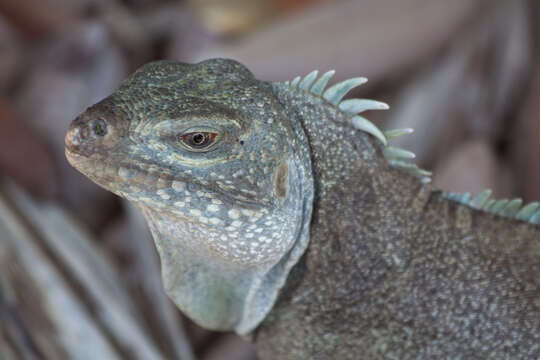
[180,131,217,151]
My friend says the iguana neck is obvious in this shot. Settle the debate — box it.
[271,82,432,286]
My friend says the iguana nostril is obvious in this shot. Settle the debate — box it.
[92,118,107,137]
[65,117,107,156]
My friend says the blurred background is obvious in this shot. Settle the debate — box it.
[0,0,539,359]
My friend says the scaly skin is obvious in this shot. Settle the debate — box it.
[66,59,540,359]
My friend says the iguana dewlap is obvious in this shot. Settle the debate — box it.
[66,59,540,359]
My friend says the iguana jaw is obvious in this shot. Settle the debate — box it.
[65,145,263,214]
[65,149,135,199]
[66,112,304,267]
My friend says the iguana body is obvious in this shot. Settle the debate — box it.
[65,59,540,359]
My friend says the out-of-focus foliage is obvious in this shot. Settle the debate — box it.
[0,0,538,359]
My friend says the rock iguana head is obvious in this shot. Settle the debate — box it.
[65,59,314,334]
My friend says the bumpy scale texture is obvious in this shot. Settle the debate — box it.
[66,59,540,359]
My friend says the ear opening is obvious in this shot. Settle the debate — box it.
[274,161,289,199]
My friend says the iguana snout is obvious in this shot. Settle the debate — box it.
[65,116,105,157]
[65,102,127,158]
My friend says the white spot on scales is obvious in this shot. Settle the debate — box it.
[118,167,132,179]
[228,209,241,219]
[157,189,170,200]
[172,181,185,192]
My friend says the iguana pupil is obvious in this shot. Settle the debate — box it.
[181,131,216,149]
[192,133,204,144]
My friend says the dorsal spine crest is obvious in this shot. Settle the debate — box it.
[283,70,431,183]
[285,70,540,226]
[443,190,540,226]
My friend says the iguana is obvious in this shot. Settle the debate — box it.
[65,59,540,359]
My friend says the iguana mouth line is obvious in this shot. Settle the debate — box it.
[66,147,266,209]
